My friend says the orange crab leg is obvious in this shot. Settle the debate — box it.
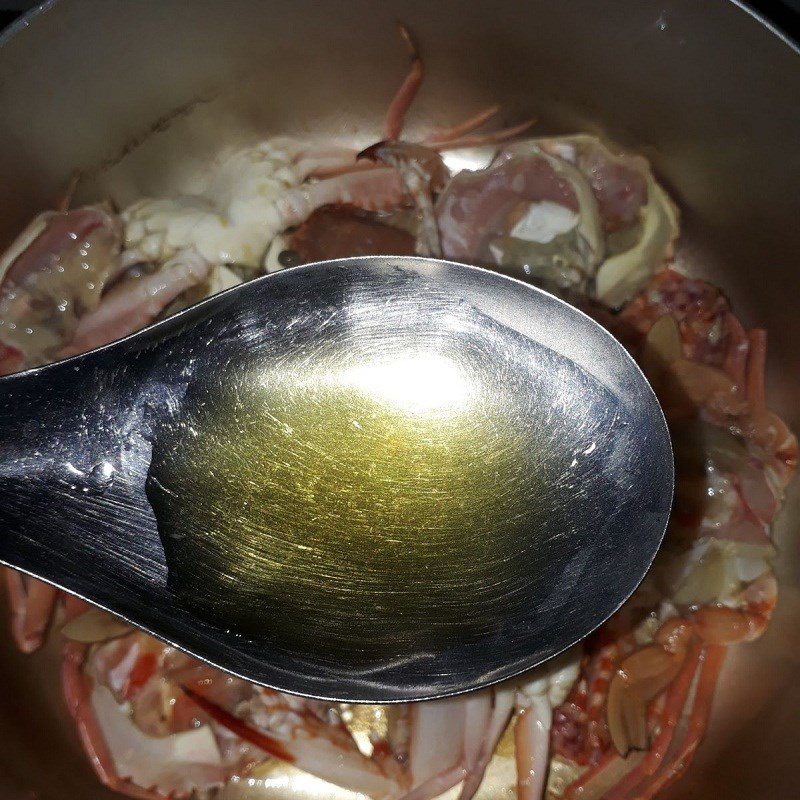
[423,105,500,144]
[584,645,617,756]
[400,764,467,800]
[603,642,702,800]
[381,22,532,153]
[633,645,727,800]
[4,569,59,653]
[582,633,636,761]
[429,119,535,150]
[563,750,617,799]
[384,23,424,140]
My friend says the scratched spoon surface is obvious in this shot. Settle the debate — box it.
[0,256,672,702]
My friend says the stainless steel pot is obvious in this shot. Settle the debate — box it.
[0,1,798,798]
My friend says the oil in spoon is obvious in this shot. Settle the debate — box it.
[147,305,615,665]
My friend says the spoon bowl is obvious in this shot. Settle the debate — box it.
[0,256,672,702]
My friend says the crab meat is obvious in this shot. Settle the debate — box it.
[60,249,211,357]
[436,136,678,303]
[437,148,588,261]
[63,631,267,799]
[90,685,226,795]
[121,139,368,268]
[0,205,122,367]
[537,135,648,233]
[284,204,417,265]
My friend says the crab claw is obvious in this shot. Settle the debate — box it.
[357,140,449,256]
[357,140,449,192]
[357,140,389,162]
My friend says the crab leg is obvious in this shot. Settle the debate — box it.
[59,250,211,357]
[56,171,81,214]
[515,695,554,800]
[183,686,400,799]
[691,575,777,644]
[62,642,161,800]
[398,765,467,800]
[583,639,625,759]
[603,642,702,800]
[429,119,535,151]
[383,23,529,152]
[276,167,406,222]
[423,105,501,144]
[462,692,493,771]
[393,693,510,800]
[746,328,767,416]
[384,23,424,140]
[292,145,387,180]
[3,570,59,654]
[295,155,376,178]
[358,141,447,256]
[458,689,514,800]
[563,750,643,800]
[632,645,727,800]
[565,639,726,800]
[182,686,296,763]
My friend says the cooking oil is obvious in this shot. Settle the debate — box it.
[147,325,604,663]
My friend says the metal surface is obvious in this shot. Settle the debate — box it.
[0,256,672,702]
[0,0,797,798]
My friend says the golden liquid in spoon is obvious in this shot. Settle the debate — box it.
[148,312,610,665]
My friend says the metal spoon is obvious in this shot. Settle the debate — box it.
[0,256,672,702]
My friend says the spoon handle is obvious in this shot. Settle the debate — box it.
[0,358,113,486]
[0,356,156,600]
